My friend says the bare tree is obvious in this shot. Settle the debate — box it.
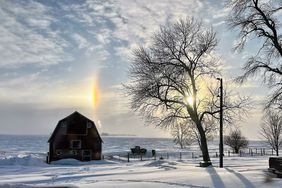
[171,121,194,149]
[260,110,282,156]
[227,0,282,109]
[224,129,249,153]
[126,18,249,165]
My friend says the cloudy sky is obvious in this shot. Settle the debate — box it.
[0,0,270,139]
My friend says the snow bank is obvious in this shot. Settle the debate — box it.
[0,155,118,167]
[0,155,47,166]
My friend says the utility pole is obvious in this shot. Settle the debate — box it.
[217,78,223,168]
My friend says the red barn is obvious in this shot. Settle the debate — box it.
[47,111,102,163]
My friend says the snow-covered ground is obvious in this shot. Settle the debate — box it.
[0,155,281,188]
[0,135,281,187]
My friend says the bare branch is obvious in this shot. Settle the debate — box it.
[227,0,282,108]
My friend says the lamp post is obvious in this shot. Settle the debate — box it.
[217,78,223,168]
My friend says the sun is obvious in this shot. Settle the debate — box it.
[185,96,194,106]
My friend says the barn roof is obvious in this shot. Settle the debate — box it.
[48,111,103,143]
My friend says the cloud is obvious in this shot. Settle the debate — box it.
[72,33,89,49]
[72,0,212,63]
[213,20,226,27]
[0,0,227,69]
[0,0,71,68]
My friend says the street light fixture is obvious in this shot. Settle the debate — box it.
[217,78,224,168]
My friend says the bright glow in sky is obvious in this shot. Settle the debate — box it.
[91,78,99,108]
[185,96,194,106]
[0,0,275,139]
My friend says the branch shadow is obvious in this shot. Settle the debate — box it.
[225,167,256,188]
[205,167,226,188]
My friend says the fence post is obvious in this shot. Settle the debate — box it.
[256,148,257,154]
[239,150,242,157]
[228,150,230,157]
[251,149,253,156]
[46,152,49,164]
[180,152,182,160]
[272,148,274,155]
[263,148,265,155]
[127,153,130,162]
[192,152,194,159]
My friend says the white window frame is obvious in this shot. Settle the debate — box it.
[87,121,92,128]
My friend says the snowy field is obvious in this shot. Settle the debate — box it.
[0,135,282,187]
[0,156,281,188]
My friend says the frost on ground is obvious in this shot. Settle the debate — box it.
[0,155,282,188]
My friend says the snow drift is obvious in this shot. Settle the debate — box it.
[0,155,47,166]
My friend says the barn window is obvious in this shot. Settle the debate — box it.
[71,140,81,149]
[87,121,92,128]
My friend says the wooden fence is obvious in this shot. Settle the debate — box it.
[102,147,282,163]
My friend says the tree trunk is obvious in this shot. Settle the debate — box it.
[197,122,211,164]
[276,149,279,156]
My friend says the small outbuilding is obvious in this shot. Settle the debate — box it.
[47,111,102,163]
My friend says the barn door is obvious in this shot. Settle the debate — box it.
[82,150,92,161]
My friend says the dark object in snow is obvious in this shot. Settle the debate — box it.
[199,161,212,167]
[47,111,103,163]
[152,149,156,157]
[130,146,147,155]
[268,157,282,178]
